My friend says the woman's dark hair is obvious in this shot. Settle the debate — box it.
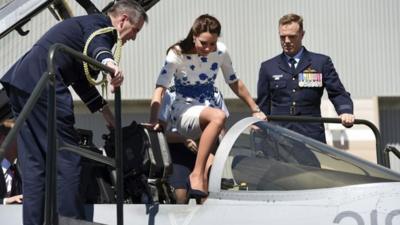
[168,14,221,54]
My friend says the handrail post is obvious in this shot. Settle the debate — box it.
[114,88,124,225]
[44,69,58,225]
[44,44,63,225]
[384,146,400,169]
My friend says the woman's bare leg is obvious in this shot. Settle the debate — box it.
[203,127,225,191]
[204,153,214,191]
[189,107,226,192]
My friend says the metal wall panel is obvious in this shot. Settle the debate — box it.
[1,0,399,100]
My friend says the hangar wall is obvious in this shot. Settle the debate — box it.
[1,0,399,99]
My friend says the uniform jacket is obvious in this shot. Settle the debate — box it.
[256,48,353,142]
[1,14,117,112]
[0,163,22,203]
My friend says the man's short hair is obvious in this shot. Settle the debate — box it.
[279,13,303,31]
[108,0,148,24]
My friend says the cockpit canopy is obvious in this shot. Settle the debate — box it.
[210,118,400,192]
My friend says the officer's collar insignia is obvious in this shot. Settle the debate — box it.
[272,74,283,80]
[304,67,317,73]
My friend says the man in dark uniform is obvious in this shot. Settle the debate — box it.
[0,120,22,205]
[0,1,147,224]
[256,13,355,143]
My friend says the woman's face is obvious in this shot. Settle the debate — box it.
[193,32,218,56]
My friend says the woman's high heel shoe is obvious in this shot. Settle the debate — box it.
[188,188,208,198]
[187,179,208,204]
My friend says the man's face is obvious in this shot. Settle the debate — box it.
[193,32,218,56]
[279,22,304,56]
[0,133,17,161]
[117,15,145,44]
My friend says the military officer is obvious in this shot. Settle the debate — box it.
[256,13,354,143]
[0,1,147,224]
[0,120,22,205]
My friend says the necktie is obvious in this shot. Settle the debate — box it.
[289,58,296,74]
[8,164,16,177]
[4,165,15,196]
[9,164,18,196]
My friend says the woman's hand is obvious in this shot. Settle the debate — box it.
[252,111,267,120]
[142,122,163,131]
[184,138,198,153]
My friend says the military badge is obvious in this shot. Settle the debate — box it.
[299,68,322,87]
[272,74,283,80]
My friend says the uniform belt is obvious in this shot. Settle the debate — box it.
[271,105,320,116]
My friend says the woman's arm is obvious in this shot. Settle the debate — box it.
[229,80,267,120]
[149,85,166,129]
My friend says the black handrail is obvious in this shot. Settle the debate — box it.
[384,145,400,168]
[0,43,124,225]
[267,115,387,167]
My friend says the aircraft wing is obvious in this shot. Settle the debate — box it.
[0,0,161,39]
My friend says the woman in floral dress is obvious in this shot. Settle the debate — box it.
[149,14,266,199]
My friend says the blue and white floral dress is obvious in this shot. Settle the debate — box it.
[156,42,238,139]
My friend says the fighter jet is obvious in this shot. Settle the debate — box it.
[92,117,400,225]
[1,117,400,225]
